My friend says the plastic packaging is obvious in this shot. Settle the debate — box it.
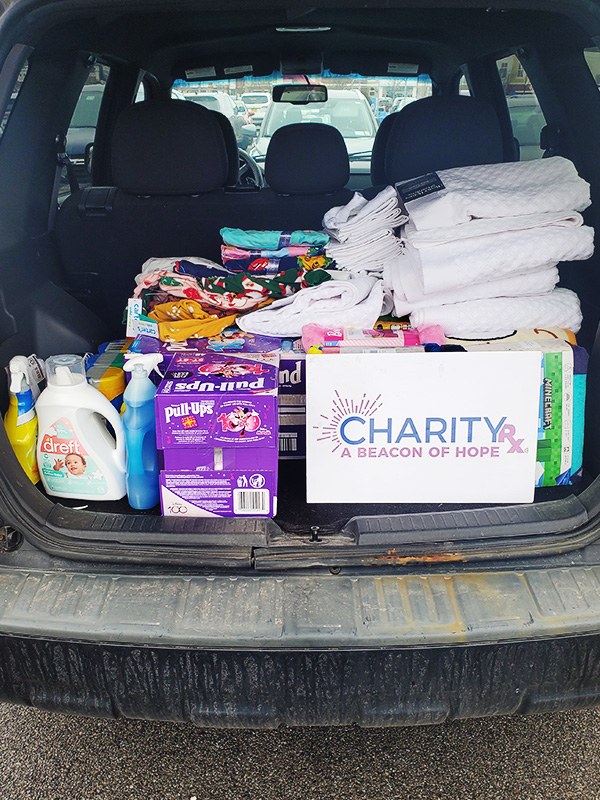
[4,356,40,483]
[36,354,126,500]
[86,339,133,410]
[122,353,162,509]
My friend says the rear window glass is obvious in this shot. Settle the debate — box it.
[242,94,269,105]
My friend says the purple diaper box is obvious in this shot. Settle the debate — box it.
[135,329,307,459]
[156,351,279,518]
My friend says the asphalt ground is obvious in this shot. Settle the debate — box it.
[2,704,600,800]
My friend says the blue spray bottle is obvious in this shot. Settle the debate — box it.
[122,353,162,509]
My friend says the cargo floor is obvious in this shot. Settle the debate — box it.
[46,460,593,534]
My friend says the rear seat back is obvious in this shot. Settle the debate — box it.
[55,104,352,331]
[370,95,505,186]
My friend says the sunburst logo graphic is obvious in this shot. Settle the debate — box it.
[313,391,383,454]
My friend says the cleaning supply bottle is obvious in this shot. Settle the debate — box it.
[122,354,162,509]
[4,356,40,483]
[36,354,126,500]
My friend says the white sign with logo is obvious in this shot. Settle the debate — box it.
[306,351,542,504]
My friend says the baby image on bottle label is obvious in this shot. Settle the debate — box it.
[39,417,109,496]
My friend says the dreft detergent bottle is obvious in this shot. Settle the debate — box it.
[4,356,40,483]
[36,354,126,500]
[123,353,162,509]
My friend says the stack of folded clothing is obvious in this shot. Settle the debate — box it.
[323,185,408,275]
[383,157,594,337]
[131,256,332,342]
[220,228,334,274]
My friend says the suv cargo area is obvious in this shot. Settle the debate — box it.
[0,0,599,573]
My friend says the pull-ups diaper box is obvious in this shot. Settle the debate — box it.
[156,352,279,517]
[136,330,307,458]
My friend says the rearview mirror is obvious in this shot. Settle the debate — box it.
[272,84,328,105]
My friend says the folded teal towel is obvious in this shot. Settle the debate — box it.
[220,228,329,249]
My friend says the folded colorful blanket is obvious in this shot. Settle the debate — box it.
[133,266,332,316]
[220,228,329,249]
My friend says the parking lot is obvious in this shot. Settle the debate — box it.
[2,703,600,799]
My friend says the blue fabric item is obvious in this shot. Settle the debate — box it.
[220,228,329,249]
[173,260,231,279]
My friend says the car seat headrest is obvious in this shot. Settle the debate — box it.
[370,95,504,185]
[265,123,350,195]
[111,100,229,195]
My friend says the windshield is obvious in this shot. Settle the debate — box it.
[262,96,378,138]
[70,88,103,128]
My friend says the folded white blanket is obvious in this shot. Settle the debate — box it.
[406,210,585,247]
[327,230,405,274]
[398,223,594,300]
[410,288,582,337]
[384,265,560,317]
[402,157,591,231]
[323,186,407,243]
[237,276,384,337]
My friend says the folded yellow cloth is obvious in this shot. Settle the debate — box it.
[148,299,238,342]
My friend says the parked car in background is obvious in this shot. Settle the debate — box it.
[506,93,547,160]
[240,91,271,123]
[252,88,378,180]
[190,91,257,149]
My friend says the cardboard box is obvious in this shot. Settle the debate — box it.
[156,351,279,517]
[135,330,307,458]
[464,340,587,487]
[160,446,278,472]
[160,469,277,517]
[306,350,542,504]
[155,352,278,449]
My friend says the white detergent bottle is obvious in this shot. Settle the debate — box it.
[36,354,126,500]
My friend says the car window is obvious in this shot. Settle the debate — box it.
[172,73,432,175]
[584,47,600,88]
[0,59,28,141]
[61,66,110,198]
[263,97,377,138]
[497,54,546,160]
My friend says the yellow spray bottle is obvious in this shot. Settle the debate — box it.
[4,356,40,483]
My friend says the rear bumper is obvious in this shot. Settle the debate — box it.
[1,564,600,724]
[3,632,600,726]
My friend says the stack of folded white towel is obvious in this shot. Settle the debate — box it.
[383,156,594,337]
[323,185,408,275]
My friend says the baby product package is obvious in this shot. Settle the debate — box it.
[136,329,307,458]
[306,349,543,504]
[156,352,279,517]
[155,352,278,449]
